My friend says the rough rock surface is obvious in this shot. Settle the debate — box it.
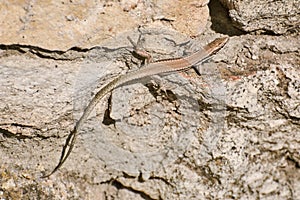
[220,0,300,34]
[0,0,209,50]
[0,0,299,199]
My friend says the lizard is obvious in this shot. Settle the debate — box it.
[42,36,229,177]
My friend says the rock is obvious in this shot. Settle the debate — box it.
[0,0,209,51]
[220,0,300,34]
[0,1,299,199]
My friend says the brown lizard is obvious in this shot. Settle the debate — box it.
[42,36,229,177]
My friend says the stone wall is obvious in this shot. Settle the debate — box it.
[0,0,299,199]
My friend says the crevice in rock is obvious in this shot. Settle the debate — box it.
[149,176,175,188]
[0,44,65,55]
[287,154,300,169]
[112,179,156,200]
[0,123,52,140]
[0,127,48,140]
[208,0,245,36]
[0,44,129,61]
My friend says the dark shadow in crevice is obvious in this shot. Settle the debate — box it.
[112,179,154,200]
[208,0,245,36]
[102,95,116,126]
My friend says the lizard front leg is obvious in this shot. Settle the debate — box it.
[127,35,152,64]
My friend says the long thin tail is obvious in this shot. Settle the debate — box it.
[41,76,122,177]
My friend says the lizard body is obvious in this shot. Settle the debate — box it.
[42,36,228,177]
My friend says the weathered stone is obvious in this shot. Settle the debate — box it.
[0,1,139,50]
[0,0,209,51]
[0,1,299,199]
[155,0,209,36]
[220,0,300,34]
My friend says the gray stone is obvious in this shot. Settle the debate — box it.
[220,0,300,34]
[0,1,299,199]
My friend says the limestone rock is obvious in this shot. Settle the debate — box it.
[0,1,299,199]
[0,0,209,51]
[220,0,300,34]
